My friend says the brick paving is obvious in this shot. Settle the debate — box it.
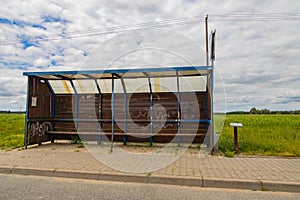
[0,141,300,183]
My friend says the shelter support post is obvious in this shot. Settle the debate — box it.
[45,79,56,143]
[70,80,78,132]
[24,77,30,149]
[70,80,78,143]
[94,79,102,144]
[147,76,153,146]
[176,72,181,147]
[110,74,115,152]
[210,59,215,154]
[210,29,216,154]
[123,93,127,145]
[121,78,127,145]
[99,93,103,138]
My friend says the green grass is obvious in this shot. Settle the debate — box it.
[0,113,300,157]
[0,114,25,149]
[218,114,300,157]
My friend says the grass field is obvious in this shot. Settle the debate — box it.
[218,114,300,157]
[0,113,299,157]
[0,114,25,149]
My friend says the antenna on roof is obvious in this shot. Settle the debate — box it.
[211,29,216,61]
[205,15,209,66]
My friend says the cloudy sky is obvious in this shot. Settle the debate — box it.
[0,0,299,112]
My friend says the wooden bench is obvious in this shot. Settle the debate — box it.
[45,130,206,145]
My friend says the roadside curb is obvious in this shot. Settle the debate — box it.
[0,166,299,193]
[203,177,262,191]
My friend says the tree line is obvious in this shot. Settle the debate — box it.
[227,107,300,115]
[0,110,25,114]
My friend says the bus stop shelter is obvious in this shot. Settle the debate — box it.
[23,65,214,150]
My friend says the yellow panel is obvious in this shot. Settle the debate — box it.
[48,80,75,94]
[62,80,71,94]
[77,80,85,93]
[153,78,160,92]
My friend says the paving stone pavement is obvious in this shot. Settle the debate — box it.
[0,142,299,183]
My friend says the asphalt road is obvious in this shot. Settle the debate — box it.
[0,174,299,200]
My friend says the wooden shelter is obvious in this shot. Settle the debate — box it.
[23,65,214,150]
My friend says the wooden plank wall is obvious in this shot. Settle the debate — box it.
[28,77,51,119]
[27,77,52,144]
[52,92,210,143]
[27,76,210,144]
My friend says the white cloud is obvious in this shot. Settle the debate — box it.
[0,68,26,110]
[33,57,49,67]
[0,0,299,111]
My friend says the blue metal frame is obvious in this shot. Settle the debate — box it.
[110,74,115,152]
[24,77,30,149]
[23,66,212,78]
[45,79,56,141]
[93,79,102,124]
[69,80,78,132]
[176,72,181,146]
[142,72,154,146]
[43,118,211,123]
[147,76,153,146]
[120,77,127,145]
[210,59,215,150]
[94,79,102,144]
[45,80,56,119]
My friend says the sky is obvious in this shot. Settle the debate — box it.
[0,0,299,112]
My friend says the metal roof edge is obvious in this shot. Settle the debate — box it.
[23,65,212,77]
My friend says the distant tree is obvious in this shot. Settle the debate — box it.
[250,107,257,114]
[261,108,270,114]
[295,110,300,114]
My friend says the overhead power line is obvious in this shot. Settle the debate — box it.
[1,13,300,45]
[210,13,300,22]
[0,16,205,45]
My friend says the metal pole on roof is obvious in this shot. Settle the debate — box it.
[205,15,209,66]
[24,77,30,149]
[110,74,115,152]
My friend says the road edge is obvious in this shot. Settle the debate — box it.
[0,166,299,193]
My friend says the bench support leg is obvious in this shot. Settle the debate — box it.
[96,135,101,145]
[122,135,127,145]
